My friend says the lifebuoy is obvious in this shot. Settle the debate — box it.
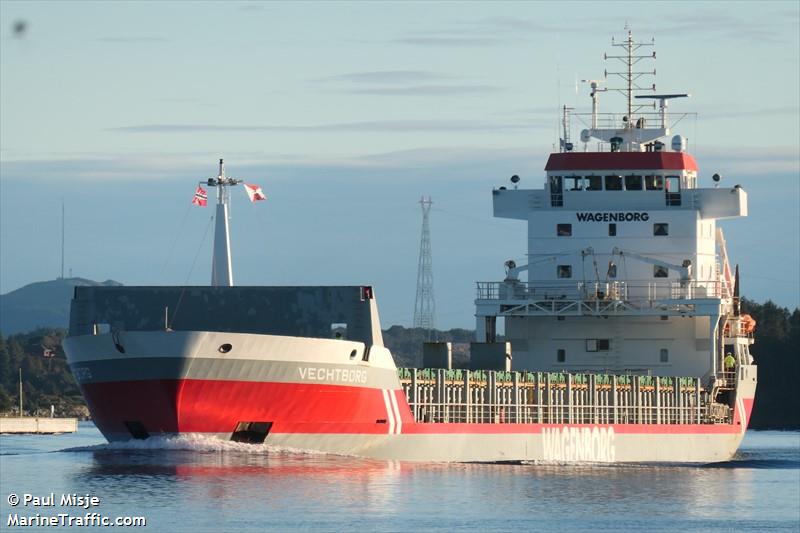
[741,314,756,333]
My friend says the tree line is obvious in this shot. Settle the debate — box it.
[0,329,87,417]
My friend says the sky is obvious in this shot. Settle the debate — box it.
[1,1,798,329]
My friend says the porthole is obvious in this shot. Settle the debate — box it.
[219,343,233,354]
[349,349,357,359]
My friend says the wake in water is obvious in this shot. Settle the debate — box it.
[61,433,329,456]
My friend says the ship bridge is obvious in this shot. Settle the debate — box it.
[477,146,748,380]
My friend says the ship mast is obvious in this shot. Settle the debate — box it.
[604,27,656,126]
[580,28,689,151]
[205,159,241,287]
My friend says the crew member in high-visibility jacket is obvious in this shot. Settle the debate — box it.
[724,352,736,371]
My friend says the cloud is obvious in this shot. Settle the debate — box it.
[311,70,497,96]
[109,119,536,134]
[313,70,450,84]
[345,85,501,96]
[5,140,796,188]
[392,36,504,47]
[702,106,800,120]
[618,11,797,44]
[475,17,584,34]
[495,106,563,117]
[95,37,168,43]
[391,9,798,50]
[388,16,592,48]
[0,144,544,184]
[696,145,800,175]
[0,156,197,182]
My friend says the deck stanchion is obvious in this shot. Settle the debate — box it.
[411,370,419,421]
[655,377,661,425]
[612,375,618,424]
[488,371,496,423]
[695,378,701,424]
[566,374,572,424]
[534,372,541,424]
[464,370,472,424]
[545,373,552,424]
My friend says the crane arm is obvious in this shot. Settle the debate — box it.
[611,247,693,282]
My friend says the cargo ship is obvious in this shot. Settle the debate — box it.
[63,31,756,462]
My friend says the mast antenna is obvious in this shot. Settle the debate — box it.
[413,196,436,339]
[604,28,656,126]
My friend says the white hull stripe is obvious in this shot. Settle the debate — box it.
[382,389,396,435]
[389,389,403,435]
[736,398,746,434]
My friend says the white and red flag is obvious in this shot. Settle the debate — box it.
[244,183,267,202]
[192,186,208,207]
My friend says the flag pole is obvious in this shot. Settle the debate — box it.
[207,159,241,287]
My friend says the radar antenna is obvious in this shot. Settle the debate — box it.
[635,93,690,130]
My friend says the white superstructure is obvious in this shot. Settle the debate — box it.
[475,30,753,389]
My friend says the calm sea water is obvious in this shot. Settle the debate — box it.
[1,423,798,532]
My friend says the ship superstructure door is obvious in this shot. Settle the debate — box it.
[549,176,563,207]
[665,175,681,206]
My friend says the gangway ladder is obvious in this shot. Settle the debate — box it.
[716,228,734,300]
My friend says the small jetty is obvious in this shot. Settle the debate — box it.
[0,417,78,435]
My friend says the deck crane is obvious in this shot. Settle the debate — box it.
[611,247,693,286]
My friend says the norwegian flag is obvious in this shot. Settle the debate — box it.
[244,183,267,202]
[192,186,208,207]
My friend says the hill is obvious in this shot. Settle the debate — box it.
[0,277,122,336]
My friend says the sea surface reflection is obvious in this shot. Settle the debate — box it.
[1,424,798,532]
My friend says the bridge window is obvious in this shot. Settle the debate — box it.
[586,175,602,191]
[605,175,623,190]
[625,175,643,190]
[660,348,669,363]
[557,265,572,278]
[557,349,566,362]
[654,265,669,278]
[665,176,682,206]
[665,175,681,191]
[608,223,617,236]
[586,339,610,352]
[645,175,664,190]
[565,175,583,190]
[653,223,669,236]
[557,224,572,236]
[549,176,563,207]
